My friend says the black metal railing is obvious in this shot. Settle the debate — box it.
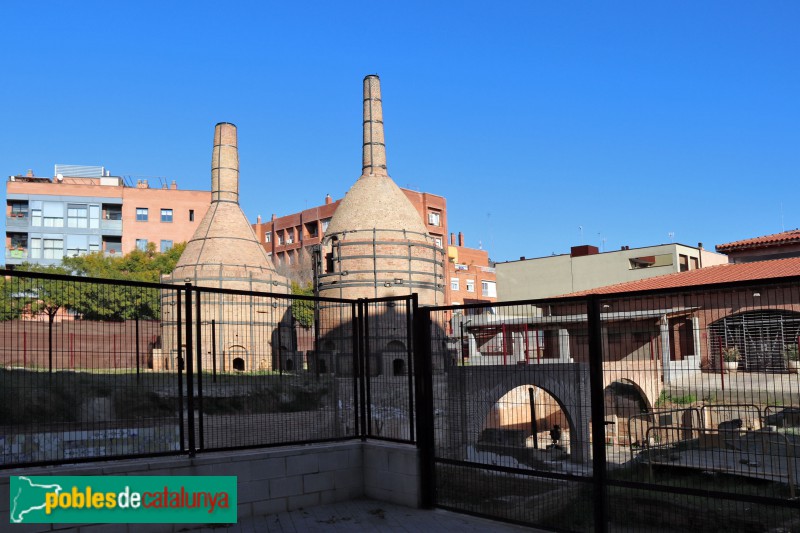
[421,277,800,532]
[3,267,799,531]
[0,269,418,468]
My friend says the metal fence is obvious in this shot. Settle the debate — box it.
[419,277,800,532]
[3,267,799,531]
[0,269,417,468]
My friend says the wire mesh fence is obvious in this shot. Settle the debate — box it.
[3,267,799,531]
[424,279,800,532]
[0,270,183,467]
[0,269,419,469]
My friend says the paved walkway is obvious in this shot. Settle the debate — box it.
[189,499,546,532]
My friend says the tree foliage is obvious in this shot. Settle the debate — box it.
[291,281,315,328]
[7,243,187,321]
[5,264,76,323]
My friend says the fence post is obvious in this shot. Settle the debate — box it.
[358,300,368,440]
[413,299,435,509]
[135,316,140,381]
[176,290,185,452]
[195,288,204,451]
[406,296,415,442]
[184,282,195,457]
[587,295,608,533]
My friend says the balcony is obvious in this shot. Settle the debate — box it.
[5,248,28,261]
[101,219,122,231]
[6,215,29,227]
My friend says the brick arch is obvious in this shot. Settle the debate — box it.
[446,364,591,463]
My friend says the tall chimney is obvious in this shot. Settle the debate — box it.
[362,75,387,176]
[450,232,455,246]
[211,122,239,203]
[325,194,332,205]
[458,232,464,247]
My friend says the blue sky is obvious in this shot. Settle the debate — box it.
[2,1,798,263]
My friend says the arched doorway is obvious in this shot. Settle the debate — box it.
[482,385,570,452]
[392,358,406,376]
[227,345,247,372]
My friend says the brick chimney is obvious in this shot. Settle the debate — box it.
[458,232,464,247]
[450,232,455,245]
[211,122,239,204]
[362,75,387,176]
[325,194,332,205]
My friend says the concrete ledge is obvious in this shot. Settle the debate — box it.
[362,441,420,507]
[2,440,423,531]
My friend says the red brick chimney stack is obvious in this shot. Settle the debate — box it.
[362,75,387,177]
[211,122,239,204]
[325,194,333,205]
[458,232,464,247]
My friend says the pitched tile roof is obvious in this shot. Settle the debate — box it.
[565,257,800,296]
[716,229,800,252]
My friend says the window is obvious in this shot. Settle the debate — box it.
[29,238,41,259]
[136,208,148,222]
[43,238,63,260]
[629,254,674,270]
[466,279,475,292]
[67,204,89,228]
[482,280,497,298]
[89,205,100,229]
[10,234,27,248]
[66,235,89,257]
[265,232,271,243]
[321,218,331,233]
[428,211,441,226]
[43,202,64,227]
[136,239,148,251]
[679,254,689,272]
[160,240,173,252]
[286,228,295,244]
[161,209,173,223]
[451,278,460,291]
[31,208,42,227]
[104,205,122,220]
[435,237,443,248]
[277,231,285,245]
[9,202,28,216]
[189,209,195,222]
[690,257,699,270]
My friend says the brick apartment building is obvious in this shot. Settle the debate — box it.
[4,165,210,267]
[252,190,496,305]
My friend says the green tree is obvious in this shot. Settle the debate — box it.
[11,264,77,374]
[290,281,315,328]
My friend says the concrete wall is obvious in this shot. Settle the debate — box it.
[0,440,420,532]
[497,243,728,301]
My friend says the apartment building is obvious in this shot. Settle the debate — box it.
[447,231,497,305]
[4,165,210,267]
[496,243,729,301]
[252,190,496,304]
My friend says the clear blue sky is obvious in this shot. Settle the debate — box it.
[3,1,798,263]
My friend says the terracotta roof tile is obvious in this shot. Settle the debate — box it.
[716,229,800,252]
[565,257,800,296]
